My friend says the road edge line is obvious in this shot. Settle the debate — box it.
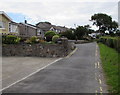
[0,58,62,92]
[66,48,78,58]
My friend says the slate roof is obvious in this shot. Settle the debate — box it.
[36,22,52,31]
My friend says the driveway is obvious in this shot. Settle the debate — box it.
[2,42,108,93]
[2,57,58,89]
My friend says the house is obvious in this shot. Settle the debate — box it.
[36,22,53,32]
[9,21,19,35]
[0,11,12,34]
[19,20,44,37]
[49,25,62,33]
[36,22,69,34]
[36,26,44,38]
[0,11,44,37]
[49,25,68,33]
[55,26,68,33]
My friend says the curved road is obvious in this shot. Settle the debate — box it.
[3,42,108,93]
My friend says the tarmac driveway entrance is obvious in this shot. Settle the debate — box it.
[2,57,59,89]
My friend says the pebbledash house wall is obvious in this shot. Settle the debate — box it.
[2,41,75,57]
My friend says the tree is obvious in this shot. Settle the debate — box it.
[90,13,118,34]
[109,21,118,31]
[84,25,94,34]
[84,25,91,29]
[74,26,88,40]
[61,29,75,40]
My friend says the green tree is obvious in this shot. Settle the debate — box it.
[90,13,118,34]
[75,26,88,40]
[83,25,95,35]
[61,29,75,40]
[109,21,118,34]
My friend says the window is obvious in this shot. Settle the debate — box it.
[37,29,41,35]
[0,21,6,29]
[9,24,18,33]
[0,21,4,28]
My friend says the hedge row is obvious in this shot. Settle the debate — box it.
[99,37,120,52]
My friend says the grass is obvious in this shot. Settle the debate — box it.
[100,36,120,39]
[98,43,120,94]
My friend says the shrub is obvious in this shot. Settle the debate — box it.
[39,40,45,43]
[2,35,20,44]
[52,35,60,43]
[2,35,7,43]
[106,38,114,48]
[30,36,39,43]
[99,37,120,52]
[25,39,32,44]
[45,31,56,41]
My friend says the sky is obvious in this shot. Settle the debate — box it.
[0,0,119,30]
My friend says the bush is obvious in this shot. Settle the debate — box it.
[106,38,114,48]
[99,37,120,52]
[30,36,39,43]
[45,31,56,41]
[24,36,39,44]
[25,39,32,44]
[52,35,60,43]
[39,40,45,43]
[2,35,20,44]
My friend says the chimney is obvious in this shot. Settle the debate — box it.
[25,20,27,24]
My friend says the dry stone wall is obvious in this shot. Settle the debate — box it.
[2,42,75,58]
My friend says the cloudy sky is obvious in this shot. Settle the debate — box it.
[0,0,119,30]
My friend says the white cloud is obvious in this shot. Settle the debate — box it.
[0,0,119,29]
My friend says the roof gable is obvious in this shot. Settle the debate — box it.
[0,11,12,21]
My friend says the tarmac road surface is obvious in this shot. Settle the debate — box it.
[2,42,108,93]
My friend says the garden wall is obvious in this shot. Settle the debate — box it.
[2,41,75,57]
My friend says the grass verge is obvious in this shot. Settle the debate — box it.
[98,43,120,94]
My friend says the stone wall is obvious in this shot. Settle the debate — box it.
[2,41,75,57]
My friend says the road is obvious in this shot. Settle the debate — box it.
[2,42,108,93]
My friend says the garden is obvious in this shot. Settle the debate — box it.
[2,31,61,45]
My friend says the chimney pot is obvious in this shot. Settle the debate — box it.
[25,20,27,24]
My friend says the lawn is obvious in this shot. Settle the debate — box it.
[98,43,120,94]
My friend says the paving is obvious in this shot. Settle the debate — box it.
[2,42,108,93]
[2,57,58,88]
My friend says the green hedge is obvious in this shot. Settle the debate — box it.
[99,37,120,52]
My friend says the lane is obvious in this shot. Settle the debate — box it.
[3,42,108,93]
